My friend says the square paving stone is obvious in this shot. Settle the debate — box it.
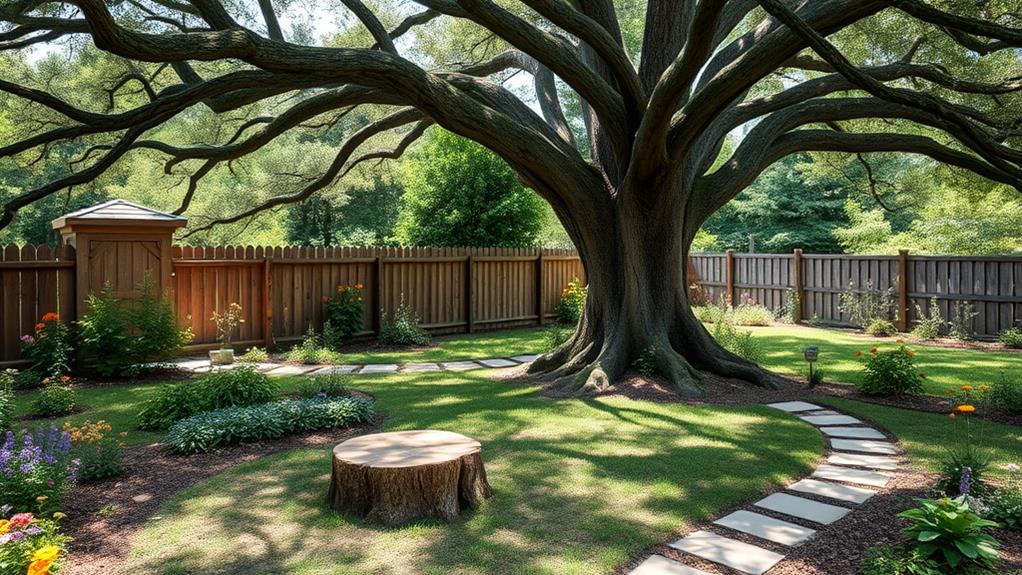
[767,401,824,413]
[789,479,877,504]
[311,365,358,375]
[173,359,211,371]
[830,438,898,455]
[441,361,482,371]
[477,358,518,368]
[402,363,441,372]
[800,410,842,416]
[800,414,863,426]
[267,365,317,376]
[754,493,851,524]
[669,530,784,575]
[827,453,900,471]
[359,364,399,374]
[812,464,891,488]
[511,354,540,363]
[713,510,816,546]
[818,427,886,439]
[629,555,712,575]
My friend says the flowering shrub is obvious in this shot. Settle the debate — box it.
[899,497,1000,572]
[986,464,1022,530]
[936,386,993,497]
[166,395,375,453]
[855,343,924,396]
[0,371,15,432]
[0,510,71,575]
[379,296,430,346]
[0,428,78,514]
[31,378,76,418]
[555,278,586,325]
[324,283,365,344]
[20,313,71,381]
[63,421,125,482]
[211,302,244,350]
[136,367,278,431]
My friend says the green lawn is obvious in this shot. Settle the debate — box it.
[818,397,1022,479]
[331,328,550,365]
[748,325,1022,395]
[123,371,821,575]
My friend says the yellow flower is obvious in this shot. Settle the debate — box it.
[961,385,973,391]
[32,545,61,562]
[51,512,66,521]
[35,496,48,503]
[956,405,976,413]
[27,559,53,575]
[0,519,9,534]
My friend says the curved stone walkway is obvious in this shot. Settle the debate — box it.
[628,400,903,575]
[168,354,540,375]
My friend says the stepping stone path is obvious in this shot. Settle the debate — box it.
[627,400,903,575]
[168,353,540,376]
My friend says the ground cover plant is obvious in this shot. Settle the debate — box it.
[136,367,277,431]
[123,370,821,575]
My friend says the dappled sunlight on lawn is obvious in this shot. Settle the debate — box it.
[124,371,821,575]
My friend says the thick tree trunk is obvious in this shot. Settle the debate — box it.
[528,183,788,396]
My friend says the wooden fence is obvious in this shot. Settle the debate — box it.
[690,250,1022,338]
[0,244,584,364]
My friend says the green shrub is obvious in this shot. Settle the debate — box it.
[136,368,278,430]
[711,320,763,363]
[633,345,658,377]
[13,368,43,390]
[32,380,76,417]
[555,278,586,325]
[859,543,941,575]
[936,444,992,498]
[63,420,124,482]
[912,296,944,340]
[779,289,799,324]
[838,279,894,329]
[899,497,1000,572]
[0,370,15,432]
[166,396,375,453]
[806,367,825,387]
[285,329,343,364]
[866,318,898,337]
[238,347,269,363]
[541,327,573,352]
[986,465,1022,530]
[989,372,1022,413]
[692,305,724,324]
[324,283,365,344]
[855,344,924,396]
[728,303,774,326]
[131,274,192,362]
[20,312,72,380]
[998,327,1022,349]
[949,300,977,342]
[297,372,351,398]
[379,297,430,345]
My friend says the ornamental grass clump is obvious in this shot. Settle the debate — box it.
[0,510,71,575]
[936,385,993,498]
[854,342,924,397]
[166,395,375,454]
[0,428,78,515]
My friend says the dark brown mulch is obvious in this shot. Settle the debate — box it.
[61,417,383,575]
[813,382,1022,427]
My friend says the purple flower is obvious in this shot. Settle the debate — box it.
[8,531,25,542]
[20,334,34,344]
[23,525,42,536]
[0,504,11,516]
[960,466,973,496]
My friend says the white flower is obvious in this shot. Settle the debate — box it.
[1006,463,1021,473]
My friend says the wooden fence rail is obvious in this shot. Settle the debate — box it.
[690,250,1022,338]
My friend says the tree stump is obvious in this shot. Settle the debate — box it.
[327,430,492,525]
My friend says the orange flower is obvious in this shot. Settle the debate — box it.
[961,385,973,391]
[855,351,862,357]
[41,312,59,322]
[35,323,45,331]
[27,559,53,575]
[956,405,976,413]
[354,283,363,290]
[907,351,915,358]
[979,385,989,392]
[869,346,878,354]
[59,375,71,383]
[896,338,905,343]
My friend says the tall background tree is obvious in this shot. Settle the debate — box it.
[1,0,1021,395]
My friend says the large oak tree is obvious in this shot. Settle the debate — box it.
[1,0,1021,395]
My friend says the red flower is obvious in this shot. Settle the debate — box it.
[35,322,45,331]
[855,351,862,357]
[41,312,59,322]
[896,338,905,344]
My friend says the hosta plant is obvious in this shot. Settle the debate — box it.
[899,497,999,572]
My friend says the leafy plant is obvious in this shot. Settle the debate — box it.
[949,300,978,341]
[541,327,573,352]
[135,382,206,431]
[0,371,15,432]
[0,511,71,575]
[858,543,941,575]
[238,347,269,363]
[997,327,1022,349]
[985,464,1022,530]
[555,278,586,325]
[32,378,76,417]
[866,318,897,337]
[692,304,725,324]
[324,283,365,344]
[0,427,78,515]
[899,497,999,572]
[855,344,924,396]
[136,368,278,430]
[12,368,43,391]
[779,288,799,324]
[379,296,430,345]
[633,345,658,377]
[729,302,774,326]
[912,297,944,340]
[130,273,192,363]
[285,329,342,364]
[20,312,72,380]
[711,319,763,363]
[63,420,125,482]
[297,372,352,399]
[989,372,1022,413]
[166,396,375,453]
[806,367,825,387]
[838,280,894,329]
[211,302,244,350]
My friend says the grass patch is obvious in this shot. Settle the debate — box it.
[12,382,164,445]
[818,397,1021,478]
[124,371,821,575]
[333,328,549,365]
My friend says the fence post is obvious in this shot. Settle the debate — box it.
[465,254,475,333]
[725,249,735,305]
[897,249,910,332]
[263,255,273,349]
[373,255,384,334]
[535,252,545,326]
[793,249,804,322]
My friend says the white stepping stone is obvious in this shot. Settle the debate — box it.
[812,464,891,488]
[402,363,441,372]
[359,364,399,374]
[819,427,886,439]
[477,358,518,368]
[754,493,851,524]
[767,401,823,413]
[831,438,898,455]
[669,530,784,575]
[789,479,876,504]
[714,510,816,546]
[266,365,316,376]
[800,414,862,426]
[801,410,842,416]
[248,362,281,372]
[827,452,899,471]
[441,360,482,371]
[511,354,540,363]
[173,359,211,370]
[629,555,712,575]
[311,365,358,375]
